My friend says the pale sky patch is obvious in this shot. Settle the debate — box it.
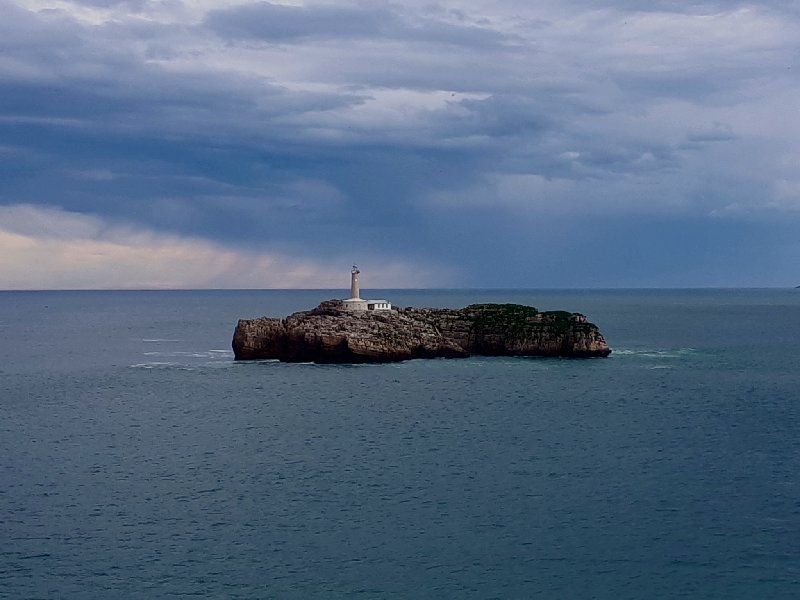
[0,205,451,290]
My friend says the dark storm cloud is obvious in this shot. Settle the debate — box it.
[560,0,800,13]
[204,2,387,41]
[0,0,799,287]
[685,127,737,143]
[71,0,146,7]
[204,1,509,47]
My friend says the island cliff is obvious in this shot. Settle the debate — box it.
[232,300,611,363]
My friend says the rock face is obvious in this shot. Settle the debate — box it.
[232,300,611,363]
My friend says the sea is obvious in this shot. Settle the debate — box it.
[1,288,799,599]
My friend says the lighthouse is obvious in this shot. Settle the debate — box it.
[342,265,392,311]
[350,265,361,300]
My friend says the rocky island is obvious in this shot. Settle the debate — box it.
[232,299,611,363]
[234,268,610,363]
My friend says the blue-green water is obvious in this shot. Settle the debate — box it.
[1,289,799,598]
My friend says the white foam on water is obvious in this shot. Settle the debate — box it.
[144,351,217,357]
[614,348,696,359]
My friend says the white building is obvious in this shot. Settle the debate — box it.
[342,265,392,311]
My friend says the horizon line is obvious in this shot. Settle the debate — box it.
[0,286,797,293]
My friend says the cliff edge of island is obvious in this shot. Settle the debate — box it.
[232,300,611,363]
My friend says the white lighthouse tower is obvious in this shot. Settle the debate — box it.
[342,265,392,312]
[350,264,361,300]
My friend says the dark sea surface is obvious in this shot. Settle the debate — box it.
[1,289,799,599]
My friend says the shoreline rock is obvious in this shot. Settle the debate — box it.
[232,300,611,363]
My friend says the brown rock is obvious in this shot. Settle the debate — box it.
[232,301,611,363]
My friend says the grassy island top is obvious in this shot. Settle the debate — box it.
[465,303,587,334]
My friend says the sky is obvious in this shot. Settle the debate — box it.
[1,0,799,289]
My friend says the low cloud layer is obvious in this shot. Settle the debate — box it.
[0,205,449,289]
[1,1,799,287]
